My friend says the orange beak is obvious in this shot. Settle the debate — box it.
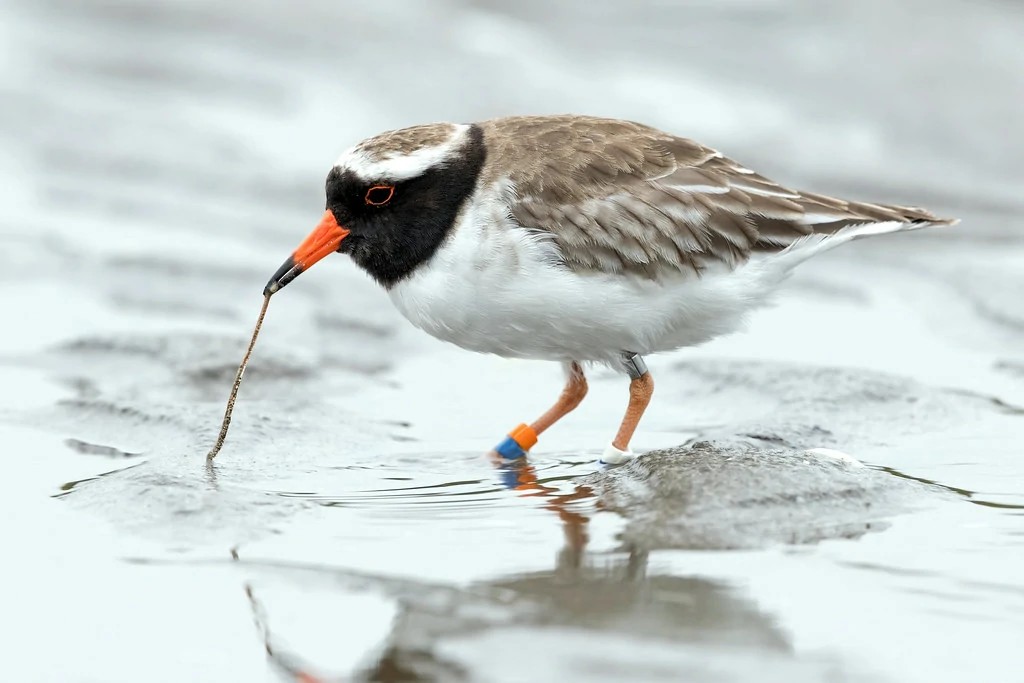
[264,210,350,296]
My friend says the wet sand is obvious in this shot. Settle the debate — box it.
[2,1,1023,681]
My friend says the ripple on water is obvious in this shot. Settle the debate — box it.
[266,451,605,521]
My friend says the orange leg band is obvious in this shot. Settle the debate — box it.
[494,362,588,459]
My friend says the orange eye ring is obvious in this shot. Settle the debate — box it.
[365,185,395,206]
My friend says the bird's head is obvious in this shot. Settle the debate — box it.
[264,122,485,295]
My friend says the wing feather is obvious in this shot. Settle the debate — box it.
[482,115,957,280]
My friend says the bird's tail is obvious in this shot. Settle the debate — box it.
[768,201,958,272]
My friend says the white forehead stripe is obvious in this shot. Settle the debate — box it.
[336,124,471,181]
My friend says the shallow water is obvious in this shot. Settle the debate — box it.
[2,1,1024,681]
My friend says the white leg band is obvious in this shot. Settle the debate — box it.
[601,442,635,465]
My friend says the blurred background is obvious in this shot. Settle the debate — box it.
[2,1,1023,681]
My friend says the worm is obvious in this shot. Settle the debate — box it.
[206,293,272,460]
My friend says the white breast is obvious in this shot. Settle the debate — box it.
[387,182,801,365]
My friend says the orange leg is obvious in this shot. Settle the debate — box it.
[493,362,587,459]
[530,362,588,436]
[611,372,654,452]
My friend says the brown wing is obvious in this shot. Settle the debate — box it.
[479,115,955,280]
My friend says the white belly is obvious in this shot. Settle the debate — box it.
[387,197,789,365]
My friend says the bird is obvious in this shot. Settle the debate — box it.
[263,114,957,464]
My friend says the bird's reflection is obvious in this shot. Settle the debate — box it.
[489,452,600,566]
[239,453,791,681]
[244,582,337,683]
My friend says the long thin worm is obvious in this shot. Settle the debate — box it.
[206,293,272,460]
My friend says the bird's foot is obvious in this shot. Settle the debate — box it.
[600,443,635,465]
[492,423,538,460]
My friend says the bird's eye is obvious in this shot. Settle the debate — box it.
[365,185,395,206]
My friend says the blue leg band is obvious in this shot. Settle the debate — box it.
[494,436,528,460]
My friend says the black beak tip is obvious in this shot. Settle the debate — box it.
[264,255,303,296]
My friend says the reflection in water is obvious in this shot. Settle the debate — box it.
[246,579,469,682]
[240,543,789,681]
[483,455,790,649]
[237,455,791,681]
[490,453,600,564]
[204,458,220,492]
[245,583,339,683]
